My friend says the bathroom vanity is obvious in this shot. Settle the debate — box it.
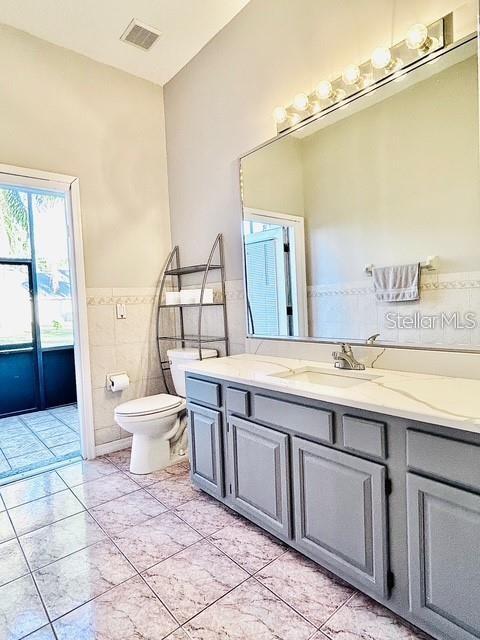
[185,354,480,640]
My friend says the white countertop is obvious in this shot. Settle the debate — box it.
[184,354,480,435]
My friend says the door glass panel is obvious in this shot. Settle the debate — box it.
[0,187,31,259]
[0,263,33,346]
[31,193,74,347]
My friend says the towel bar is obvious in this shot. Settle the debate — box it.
[364,255,438,276]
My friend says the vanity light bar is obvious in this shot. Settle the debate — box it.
[273,14,452,133]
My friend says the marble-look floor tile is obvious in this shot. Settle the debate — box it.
[0,512,15,542]
[36,428,77,448]
[71,471,139,508]
[144,539,249,623]
[9,489,84,536]
[113,512,201,571]
[104,448,131,471]
[1,435,45,458]
[322,593,430,640]
[165,629,191,640]
[50,441,81,457]
[53,575,178,639]
[56,458,117,487]
[24,625,57,639]
[34,539,135,620]
[124,458,190,487]
[0,539,29,587]
[0,471,66,509]
[20,511,106,571]
[257,550,354,627]
[27,419,65,433]
[25,625,57,640]
[174,495,239,536]
[8,450,55,471]
[147,476,201,508]
[0,574,48,640]
[184,577,315,640]
[208,519,285,573]
[0,452,11,474]
[90,489,167,534]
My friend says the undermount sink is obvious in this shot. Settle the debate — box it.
[269,366,380,388]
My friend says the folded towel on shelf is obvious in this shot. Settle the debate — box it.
[372,263,420,302]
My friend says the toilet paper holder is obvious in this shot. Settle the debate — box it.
[106,371,130,392]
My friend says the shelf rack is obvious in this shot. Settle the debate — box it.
[156,234,229,394]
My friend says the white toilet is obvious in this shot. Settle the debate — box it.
[114,348,217,474]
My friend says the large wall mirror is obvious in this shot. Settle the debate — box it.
[240,21,479,351]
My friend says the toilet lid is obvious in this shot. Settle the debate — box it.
[115,394,183,417]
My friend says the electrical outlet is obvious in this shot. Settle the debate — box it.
[116,303,127,319]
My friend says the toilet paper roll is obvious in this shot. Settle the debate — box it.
[109,373,130,392]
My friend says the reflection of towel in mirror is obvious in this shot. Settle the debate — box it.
[372,263,420,302]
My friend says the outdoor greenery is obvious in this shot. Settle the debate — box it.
[0,188,30,257]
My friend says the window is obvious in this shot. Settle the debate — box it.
[0,185,73,348]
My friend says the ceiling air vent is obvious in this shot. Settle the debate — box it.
[120,19,161,51]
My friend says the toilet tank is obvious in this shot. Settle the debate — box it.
[167,348,218,397]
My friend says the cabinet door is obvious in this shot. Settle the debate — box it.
[407,474,480,640]
[292,437,389,597]
[227,416,291,538]
[188,403,224,497]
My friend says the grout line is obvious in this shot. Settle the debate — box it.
[1,500,52,638]
[2,460,345,640]
[318,591,358,634]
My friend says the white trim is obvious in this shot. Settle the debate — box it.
[243,207,308,336]
[95,436,132,457]
[67,180,96,459]
[0,164,95,460]
[0,163,77,185]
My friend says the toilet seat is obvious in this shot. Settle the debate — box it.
[115,394,184,418]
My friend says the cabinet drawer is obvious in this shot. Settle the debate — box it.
[186,377,221,407]
[407,430,480,493]
[343,416,386,460]
[253,395,333,443]
[226,388,250,417]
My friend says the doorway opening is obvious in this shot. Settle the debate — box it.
[0,168,93,482]
[243,208,308,337]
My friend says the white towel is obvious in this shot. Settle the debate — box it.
[372,263,420,302]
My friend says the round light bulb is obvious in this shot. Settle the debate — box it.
[406,23,429,50]
[342,64,361,86]
[273,106,288,124]
[315,80,333,100]
[371,46,392,70]
[293,93,309,111]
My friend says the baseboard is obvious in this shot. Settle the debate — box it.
[95,436,132,458]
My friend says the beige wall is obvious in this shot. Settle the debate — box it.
[242,136,304,217]
[164,0,475,281]
[164,0,480,372]
[302,54,479,285]
[0,25,171,448]
[0,24,171,289]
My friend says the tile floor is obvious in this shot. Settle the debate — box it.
[0,449,433,640]
[0,405,80,480]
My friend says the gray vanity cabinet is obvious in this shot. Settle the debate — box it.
[187,403,224,497]
[292,437,389,598]
[226,416,291,539]
[406,473,480,640]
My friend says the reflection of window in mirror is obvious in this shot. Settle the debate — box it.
[243,208,308,337]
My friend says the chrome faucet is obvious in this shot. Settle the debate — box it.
[332,343,365,370]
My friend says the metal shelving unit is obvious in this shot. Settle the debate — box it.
[156,234,229,394]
